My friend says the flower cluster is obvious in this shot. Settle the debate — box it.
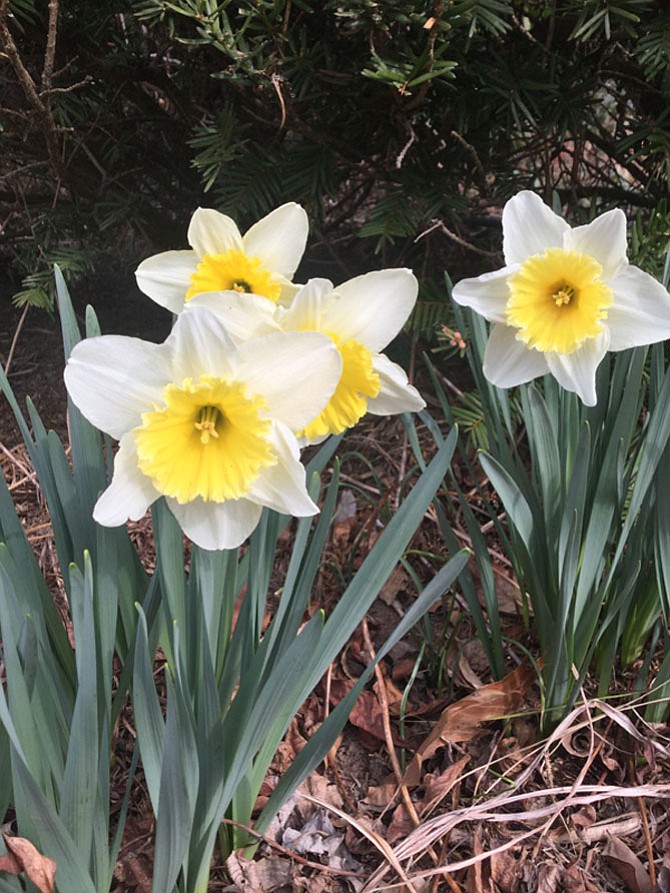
[65,204,424,550]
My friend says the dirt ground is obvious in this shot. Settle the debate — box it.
[1,277,670,893]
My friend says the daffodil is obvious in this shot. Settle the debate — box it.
[452,191,670,405]
[273,270,425,443]
[64,307,342,550]
[135,203,309,314]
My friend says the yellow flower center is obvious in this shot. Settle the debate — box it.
[506,247,613,354]
[134,376,276,504]
[299,338,381,440]
[185,249,282,302]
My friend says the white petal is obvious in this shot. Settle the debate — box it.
[65,336,171,439]
[135,250,197,313]
[187,208,243,258]
[234,331,342,430]
[483,323,550,388]
[167,497,262,551]
[319,269,418,352]
[564,209,628,279]
[185,291,280,342]
[546,333,609,406]
[167,306,239,382]
[367,354,425,415]
[606,265,670,350]
[451,267,515,323]
[248,423,318,516]
[278,278,334,331]
[502,191,569,264]
[93,434,159,526]
[275,276,302,307]
[242,203,309,279]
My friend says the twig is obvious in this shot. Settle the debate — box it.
[450,130,487,186]
[630,755,656,888]
[218,817,363,878]
[0,1,68,185]
[42,0,59,91]
[415,219,500,259]
[361,619,428,836]
[4,302,30,378]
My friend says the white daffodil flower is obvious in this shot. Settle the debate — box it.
[272,270,425,444]
[452,191,670,405]
[64,307,342,550]
[135,203,309,314]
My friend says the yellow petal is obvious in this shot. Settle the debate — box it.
[506,247,613,354]
[299,338,380,440]
[185,249,281,302]
[134,376,276,503]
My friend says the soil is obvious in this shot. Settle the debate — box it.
[1,274,670,893]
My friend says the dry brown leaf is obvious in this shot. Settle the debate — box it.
[403,661,536,786]
[491,848,522,893]
[374,675,404,713]
[386,803,415,845]
[455,650,485,690]
[379,565,411,605]
[536,863,561,893]
[571,805,597,832]
[422,756,470,812]
[0,835,56,893]
[465,825,491,893]
[272,719,309,773]
[364,778,397,808]
[562,862,601,893]
[332,490,357,546]
[329,681,405,745]
[602,835,655,893]
[225,851,263,892]
[492,568,524,614]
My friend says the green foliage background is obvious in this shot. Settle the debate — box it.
[2,0,670,309]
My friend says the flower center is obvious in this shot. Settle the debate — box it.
[299,338,381,441]
[134,376,276,503]
[506,247,613,354]
[194,404,222,443]
[186,249,282,303]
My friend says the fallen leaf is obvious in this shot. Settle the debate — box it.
[492,568,524,614]
[491,848,522,893]
[332,489,357,546]
[403,661,537,786]
[602,835,655,893]
[536,863,561,893]
[422,756,470,812]
[0,835,56,893]
[225,851,263,892]
[465,826,490,893]
[386,803,415,845]
[571,805,597,832]
[364,778,397,808]
[329,681,405,745]
[379,565,411,605]
[562,862,601,893]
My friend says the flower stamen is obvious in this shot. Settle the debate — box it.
[194,405,222,443]
[552,283,575,307]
